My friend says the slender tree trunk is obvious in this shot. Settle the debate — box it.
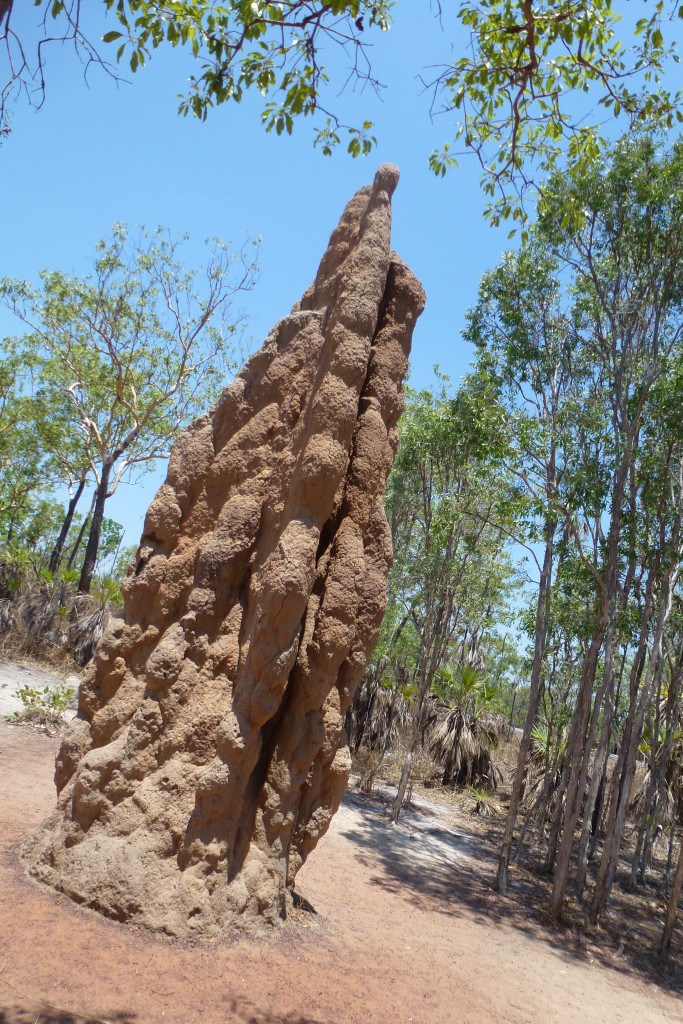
[594,636,648,870]
[578,640,628,891]
[588,757,609,860]
[551,583,620,914]
[508,687,518,729]
[589,697,650,922]
[511,739,563,866]
[640,710,680,887]
[660,836,683,957]
[390,588,456,823]
[631,658,665,888]
[66,491,96,570]
[543,632,600,876]
[548,448,632,918]
[497,514,555,895]
[665,774,680,897]
[575,685,615,896]
[549,620,607,917]
[49,475,86,573]
[590,577,676,922]
[392,740,416,822]
[391,662,430,823]
[359,687,400,793]
[78,462,113,594]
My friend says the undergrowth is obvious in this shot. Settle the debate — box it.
[3,680,76,728]
[0,553,123,668]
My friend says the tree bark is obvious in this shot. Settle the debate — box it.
[590,576,676,922]
[550,594,615,916]
[391,663,429,823]
[660,836,683,957]
[574,683,615,896]
[66,495,94,571]
[631,657,666,888]
[643,657,682,886]
[665,772,680,897]
[549,447,631,918]
[49,475,86,574]
[497,513,555,894]
[78,462,112,594]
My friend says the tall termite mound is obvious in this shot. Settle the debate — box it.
[24,164,425,935]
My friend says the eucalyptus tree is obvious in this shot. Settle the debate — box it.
[0,345,68,547]
[384,378,515,822]
[0,335,94,571]
[0,346,32,537]
[1,224,259,592]
[466,135,683,916]
[588,353,683,923]
[463,243,579,894]
[630,622,683,890]
[534,136,683,920]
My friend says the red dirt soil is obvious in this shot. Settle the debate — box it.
[1,720,681,1024]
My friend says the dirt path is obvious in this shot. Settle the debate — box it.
[1,718,681,1024]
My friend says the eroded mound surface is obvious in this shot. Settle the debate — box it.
[24,164,425,935]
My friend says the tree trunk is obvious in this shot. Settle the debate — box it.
[550,599,615,917]
[391,664,429,823]
[665,774,680,897]
[548,446,632,919]
[590,577,676,922]
[575,685,614,896]
[66,491,96,570]
[631,657,665,888]
[390,596,455,824]
[78,462,112,594]
[392,743,416,822]
[543,632,599,877]
[49,475,86,573]
[511,739,564,866]
[359,689,400,793]
[589,758,609,847]
[642,658,682,887]
[508,687,518,729]
[497,514,555,895]
[660,836,683,957]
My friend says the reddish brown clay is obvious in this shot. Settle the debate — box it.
[24,164,425,935]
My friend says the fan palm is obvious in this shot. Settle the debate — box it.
[520,720,567,821]
[426,665,505,789]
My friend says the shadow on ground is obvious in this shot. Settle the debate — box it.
[229,1005,331,1024]
[0,1009,136,1024]
[339,787,683,998]
[0,1005,328,1024]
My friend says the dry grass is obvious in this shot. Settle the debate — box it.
[0,581,117,670]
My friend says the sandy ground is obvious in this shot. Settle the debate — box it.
[0,667,681,1024]
[0,658,77,722]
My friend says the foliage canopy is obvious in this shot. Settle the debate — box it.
[1,2,681,221]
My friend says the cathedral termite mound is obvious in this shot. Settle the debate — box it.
[24,164,425,936]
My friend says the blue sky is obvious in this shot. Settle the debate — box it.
[0,5,524,547]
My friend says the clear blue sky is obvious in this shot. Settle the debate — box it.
[1,4,516,548]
